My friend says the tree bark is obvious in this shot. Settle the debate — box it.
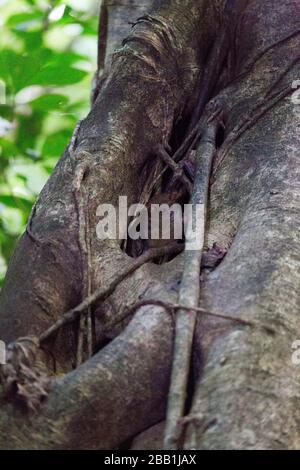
[0,0,299,450]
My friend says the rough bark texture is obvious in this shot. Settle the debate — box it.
[0,0,299,450]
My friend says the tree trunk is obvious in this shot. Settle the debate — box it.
[0,0,299,450]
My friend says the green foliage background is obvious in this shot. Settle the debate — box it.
[0,0,98,286]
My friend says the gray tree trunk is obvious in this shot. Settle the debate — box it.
[0,0,299,450]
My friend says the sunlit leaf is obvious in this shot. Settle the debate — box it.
[30,93,69,110]
[0,138,19,160]
[0,194,33,212]
[7,12,43,31]
[0,48,52,92]
[34,65,87,86]
[42,128,72,157]
[13,30,44,50]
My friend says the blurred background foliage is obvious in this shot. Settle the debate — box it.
[0,0,99,287]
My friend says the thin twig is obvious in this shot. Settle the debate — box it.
[39,244,183,344]
[164,121,218,450]
[156,145,193,193]
[107,299,273,333]
[173,121,203,164]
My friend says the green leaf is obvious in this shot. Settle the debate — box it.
[16,112,44,152]
[49,5,79,25]
[0,139,19,159]
[7,12,43,31]
[0,194,33,212]
[0,105,14,121]
[34,65,87,86]
[42,129,72,157]
[47,51,87,67]
[42,157,59,174]
[13,30,44,50]
[30,93,69,111]
[0,48,51,92]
